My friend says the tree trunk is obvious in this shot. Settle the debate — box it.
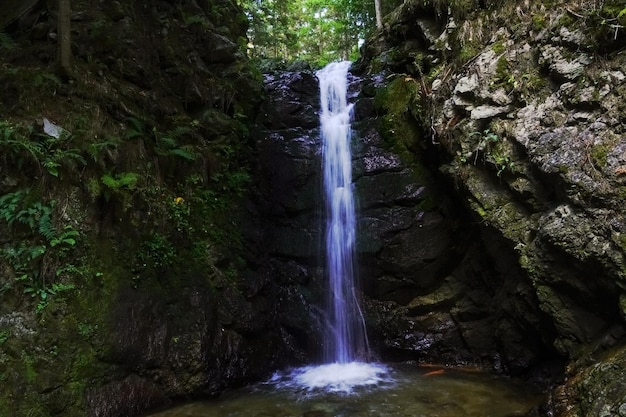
[374,0,383,29]
[57,0,71,78]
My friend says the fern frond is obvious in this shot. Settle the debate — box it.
[157,135,178,149]
[167,126,192,139]
[38,213,56,242]
[87,138,120,162]
[169,146,198,161]
[125,117,147,139]
[125,117,145,133]
[0,32,16,50]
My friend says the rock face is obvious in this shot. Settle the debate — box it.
[0,1,293,416]
[253,64,560,378]
[354,0,626,414]
[252,70,327,360]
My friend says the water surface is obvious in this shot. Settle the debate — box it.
[147,363,543,417]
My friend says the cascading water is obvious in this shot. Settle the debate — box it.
[252,62,392,394]
[145,61,546,415]
[257,61,393,394]
[318,61,368,364]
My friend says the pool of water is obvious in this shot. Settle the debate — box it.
[146,363,544,417]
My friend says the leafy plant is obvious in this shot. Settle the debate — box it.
[77,322,98,339]
[183,14,211,29]
[138,234,176,271]
[0,189,80,312]
[26,282,76,313]
[0,121,44,169]
[0,32,16,50]
[100,172,139,202]
[470,128,499,161]
[0,120,86,177]
[85,135,121,164]
[124,117,198,160]
[469,128,513,176]
[0,330,9,345]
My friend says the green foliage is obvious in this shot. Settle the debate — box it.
[99,172,139,204]
[77,322,98,339]
[0,120,86,177]
[0,331,8,345]
[20,353,37,385]
[138,234,176,271]
[590,142,610,169]
[101,172,139,190]
[85,135,121,163]
[124,117,145,140]
[468,128,512,176]
[32,73,61,89]
[183,14,211,29]
[0,189,80,312]
[124,117,198,161]
[153,126,198,161]
[25,282,76,313]
[210,170,252,196]
[243,0,394,65]
[374,76,423,161]
[0,32,16,50]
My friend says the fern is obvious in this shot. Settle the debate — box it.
[101,172,139,190]
[154,127,198,160]
[32,73,62,88]
[86,136,121,162]
[169,146,198,161]
[0,190,27,225]
[37,207,56,242]
[168,126,192,138]
[0,32,16,50]
[125,117,146,139]
[156,135,178,149]
[0,121,44,165]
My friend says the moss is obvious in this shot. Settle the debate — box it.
[496,56,509,80]
[558,13,576,28]
[21,351,38,383]
[599,3,626,28]
[590,143,610,169]
[531,15,547,30]
[457,43,481,65]
[374,76,423,162]
[492,40,506,54]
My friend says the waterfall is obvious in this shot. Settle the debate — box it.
[317,61,368,364]
[261,62,391,394]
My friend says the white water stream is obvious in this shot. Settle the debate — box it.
[274,61,389,392]
[145,62,544,416]
[318,60,366,365]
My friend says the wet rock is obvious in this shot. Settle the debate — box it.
[470,104,511,120]
[552,346,626,417]
[539,45,591,81]
[87,375,167,417]
[260,71,320,130]
[201,32,240,64]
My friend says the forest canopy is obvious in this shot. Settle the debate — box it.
[242,0,401,66]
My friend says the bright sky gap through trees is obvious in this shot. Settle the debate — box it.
[242,0,402,66]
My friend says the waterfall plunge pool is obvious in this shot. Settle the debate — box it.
[147,62,544,416]
[146,362,544,417]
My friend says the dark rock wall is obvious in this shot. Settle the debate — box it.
[351,0,626,414]
[253,65,560,379]
[0,1,294,416]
